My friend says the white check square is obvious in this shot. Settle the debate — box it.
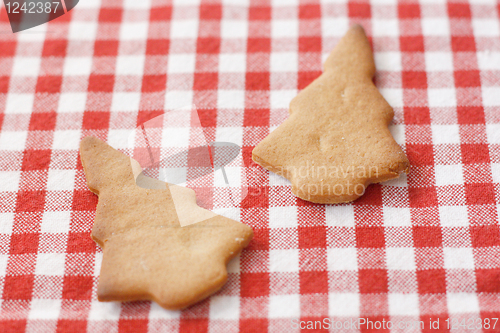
[116,55,145,76]
[94,252,102,276]
[482,87,500,107]
[63,57,92,76]
[269,295,300,318]
[88,300,121,320]
[321,17,348,37]
[170,19,199,39]
[269,206,297,228]
[12,57,41,77]
[425,52,454,72]
[47,169,76,192]
[111,92,141,112]
[219,54,246,73]
[325,205,355,227]
[209,296,240,320]
[173,0,200,5]
[161,127,190,148]
[29,299,62,320]
[35,253,66,276]
[383,207,411,227]
[447,293,480,314]
[120,22,149,40]
[272,20,298,38]
[477,51,500,70]
[223,0,249,4]
[372,20,399,37]
[0,131,27,150]
[375,52,402,71]
[53,130,81,150]
[386,247,416,271]
[217,90,245,108]
[486,124,500,144]
[124,0,151,8]
[5,94,34,114]
[270,52,298,72]
[329,293,359,317]
[492,163,500,183]
[215,127,243,146]
[389,124,405,145]
[379,88,403,108]
[0,254,8,275]
[428,89,456,107]
[388,294,419,316]
[165,91,193,109]
[422,18,450,36]
[214,167,242,187]
[69,22,98,40]
[270,249,299,272]
[443,247,475,270]
[168,54,196,73]
[0,171,20,192]
[270,90,297,109]
[472,19,499,37]
[432,125,460,144]
[58,93,87,113]
[439,206,469,227]
[435,164,463,186]
[162,168,187,184]
[327,247,357,271]
[108,129,132,150]
[221,20,248,39]
[272,0,298,5]
[0,213,14,234]
[41,211,71,233]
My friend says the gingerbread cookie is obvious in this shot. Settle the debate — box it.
[80,136,253,310]
[252,25,409,204]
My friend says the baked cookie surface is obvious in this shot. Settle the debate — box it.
[252,25,410,204]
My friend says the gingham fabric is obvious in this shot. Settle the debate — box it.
[0,0,500,332]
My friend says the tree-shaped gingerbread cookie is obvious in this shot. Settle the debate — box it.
[80,136,253,310]
[252,25,410,203]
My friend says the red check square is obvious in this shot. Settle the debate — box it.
[358,269,388,293]
[412,226,443,247]
[240,272,269,297]
[3,275,34,300]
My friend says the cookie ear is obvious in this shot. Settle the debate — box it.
[323,24,375,79]
[79,136,136,194]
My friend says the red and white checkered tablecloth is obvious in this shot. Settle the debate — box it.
[1,0,500,332]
